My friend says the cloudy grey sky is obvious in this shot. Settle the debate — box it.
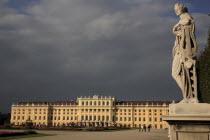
[0,0,210,113]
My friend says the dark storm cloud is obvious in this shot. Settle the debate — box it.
[0,0,210,112]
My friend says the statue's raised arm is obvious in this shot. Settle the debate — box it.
[172,3,198,103]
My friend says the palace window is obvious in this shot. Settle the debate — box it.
[98,101,101,105]
[94,116,96,121]
[35,116,37,120]
[106,109,109,112]
[134,117,137,121]
[102,101,105,105]
[98,116,100,121]
[102,116,105,121]
[107,101,109,106]
[128,117,131,121]
[43,116,46,120]
[139,109,141,112]
[120,109,122,112]
[134,109,137,112]
[149,117,152,122]
[90,101,92,105]
[39,116,41,120]
[160,118,162,122]
[106,116,109,121]
[149,109,151,112]
[155,118,157,122]
[143,117,145,122]
[120,117,122,121]
[22,116,24,120]
[124,117,126,121]
[86,101,88,105]
[63,117,65,120]
[139,117,141,121]
[67,116,69,120]
[54,116,56,120]
[82,101,84,105]
[85,116,88,120]
[13,116,16,120]
[94,101,96,105]
[128,109,131,112]
[124,109,126,112]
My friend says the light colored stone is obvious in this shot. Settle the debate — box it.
[172,3,198,103]
[169,103,210,115]
[163,102,210,140]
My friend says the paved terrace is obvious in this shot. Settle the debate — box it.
[5,129,169,140]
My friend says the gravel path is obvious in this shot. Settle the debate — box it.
[3,129,169,140]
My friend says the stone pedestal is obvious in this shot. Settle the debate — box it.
[162,103,210,140]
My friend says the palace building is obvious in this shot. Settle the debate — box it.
[10,95,172,129]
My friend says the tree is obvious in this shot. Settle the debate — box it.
[197,25,210,103]
[0,113,11,125]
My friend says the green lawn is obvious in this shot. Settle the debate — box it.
[0,133,55,140]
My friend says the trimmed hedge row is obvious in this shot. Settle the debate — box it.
[0,131,26,137]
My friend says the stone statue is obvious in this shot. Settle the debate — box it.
[172,3,198,103]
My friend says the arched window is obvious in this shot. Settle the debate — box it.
[94,101,96,105]
[98,101,101,106]
[107,101,109,106]
[82,101,84,106]
[102,101,105,105]
[86,101,88,105]
[90,101,92,105]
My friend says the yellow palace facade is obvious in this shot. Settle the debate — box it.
[10,95,171,129]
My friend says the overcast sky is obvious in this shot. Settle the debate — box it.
[0,0,210,113]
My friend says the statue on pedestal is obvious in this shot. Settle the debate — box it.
[172,3,198,103]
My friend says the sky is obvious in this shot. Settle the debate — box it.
[0,0,210,113]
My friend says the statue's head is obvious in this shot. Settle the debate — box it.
[174,3,188,16]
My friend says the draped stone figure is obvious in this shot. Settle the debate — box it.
[172,3,198,103]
